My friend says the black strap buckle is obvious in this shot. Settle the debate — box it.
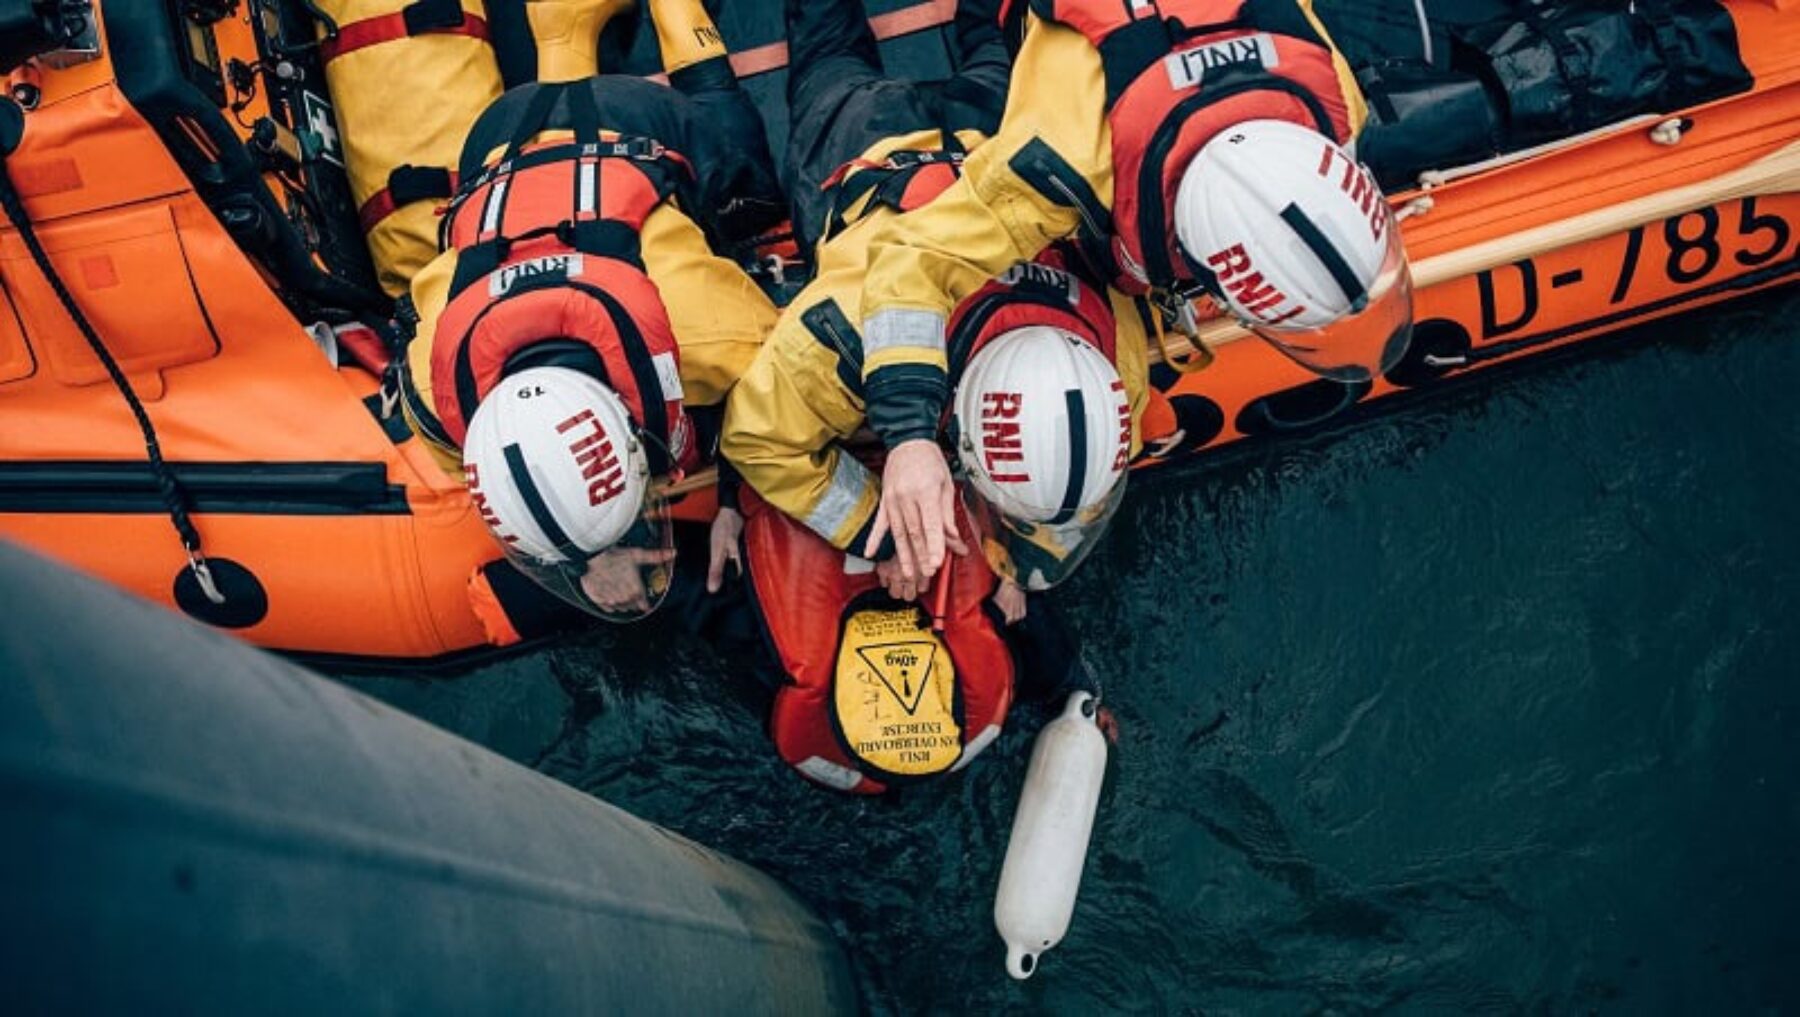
[402,0,466,35]
[886,148,963,169]
[601,135,666,162]
[388,164,455,204]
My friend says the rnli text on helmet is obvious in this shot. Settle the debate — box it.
[465,464,518,547]
[1205,244,1307,327]
[981,392,1028,483]
[978,381,1133,485]
[557,409,628,507]
[1315,144,1389,244]
[1108,379,1131,473]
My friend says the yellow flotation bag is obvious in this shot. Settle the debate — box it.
[314,0,505,296]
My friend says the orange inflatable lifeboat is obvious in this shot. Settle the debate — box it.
[0,0,1795,666]
[1140,0,1800,461]
[0,0,522,664]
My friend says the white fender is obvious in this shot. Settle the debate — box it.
[994,691,1108,979]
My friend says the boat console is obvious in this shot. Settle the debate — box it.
[5,0,384,318]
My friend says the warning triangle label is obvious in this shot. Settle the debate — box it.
[856,640,940,715]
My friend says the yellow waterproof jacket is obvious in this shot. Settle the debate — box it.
[855,6,1364,444]
[723,149,1150,554]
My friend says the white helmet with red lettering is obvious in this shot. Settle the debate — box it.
[951,326,1131,591]
[461,366,674,621]
[1173,118,1413,382]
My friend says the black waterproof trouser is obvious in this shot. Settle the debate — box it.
[782,0,1012,253]
[665,57,789,249]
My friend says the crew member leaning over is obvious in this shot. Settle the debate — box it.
[717,0,1128,795]
[724,0,1162,615]
[399,57,784,628]
[404,76,780,440]
[857,0,1417,581]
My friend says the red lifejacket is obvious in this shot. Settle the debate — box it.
[426,82,699,474]
[947,243,1121,375]
[1025,0,1355,293]
[819,129,971,242]
[743,489,1016,795]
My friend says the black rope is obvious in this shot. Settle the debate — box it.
[0,103,224,603]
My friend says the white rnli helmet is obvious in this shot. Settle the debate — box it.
[1174,119,1413,382]
[461,366,674,621]
[952,326,1131,591]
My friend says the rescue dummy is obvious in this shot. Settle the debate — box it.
[738,486,1098,795]
[399,68,781,624]
[857,0,1417,583]
[715,0,1131,793]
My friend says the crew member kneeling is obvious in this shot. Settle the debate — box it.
[720,0,1133,793]
[401,73,781,626]
[859,0,1417,583]
[735,324,1129,793]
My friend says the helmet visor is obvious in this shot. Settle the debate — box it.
[959,476,1126,592]
[497,448,676,624]
[1251,223,1413,383]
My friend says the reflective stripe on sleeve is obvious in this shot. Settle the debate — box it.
[862,308,947,355]
[804,452,877,545]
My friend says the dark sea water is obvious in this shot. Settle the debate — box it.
[340,287,1800,1014]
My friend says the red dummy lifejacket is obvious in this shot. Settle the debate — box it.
[742,489,1016,795]
[947,243,1120,375]
[425,81,699,474]
[1024,0,1355,292]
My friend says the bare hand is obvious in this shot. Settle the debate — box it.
[580,546,676,614]
[875,557,920,601]
[706,507,745,593]
[991,578,1027,625]
[864,439,968,582]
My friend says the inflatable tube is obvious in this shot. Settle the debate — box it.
[0,539,856,1014]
